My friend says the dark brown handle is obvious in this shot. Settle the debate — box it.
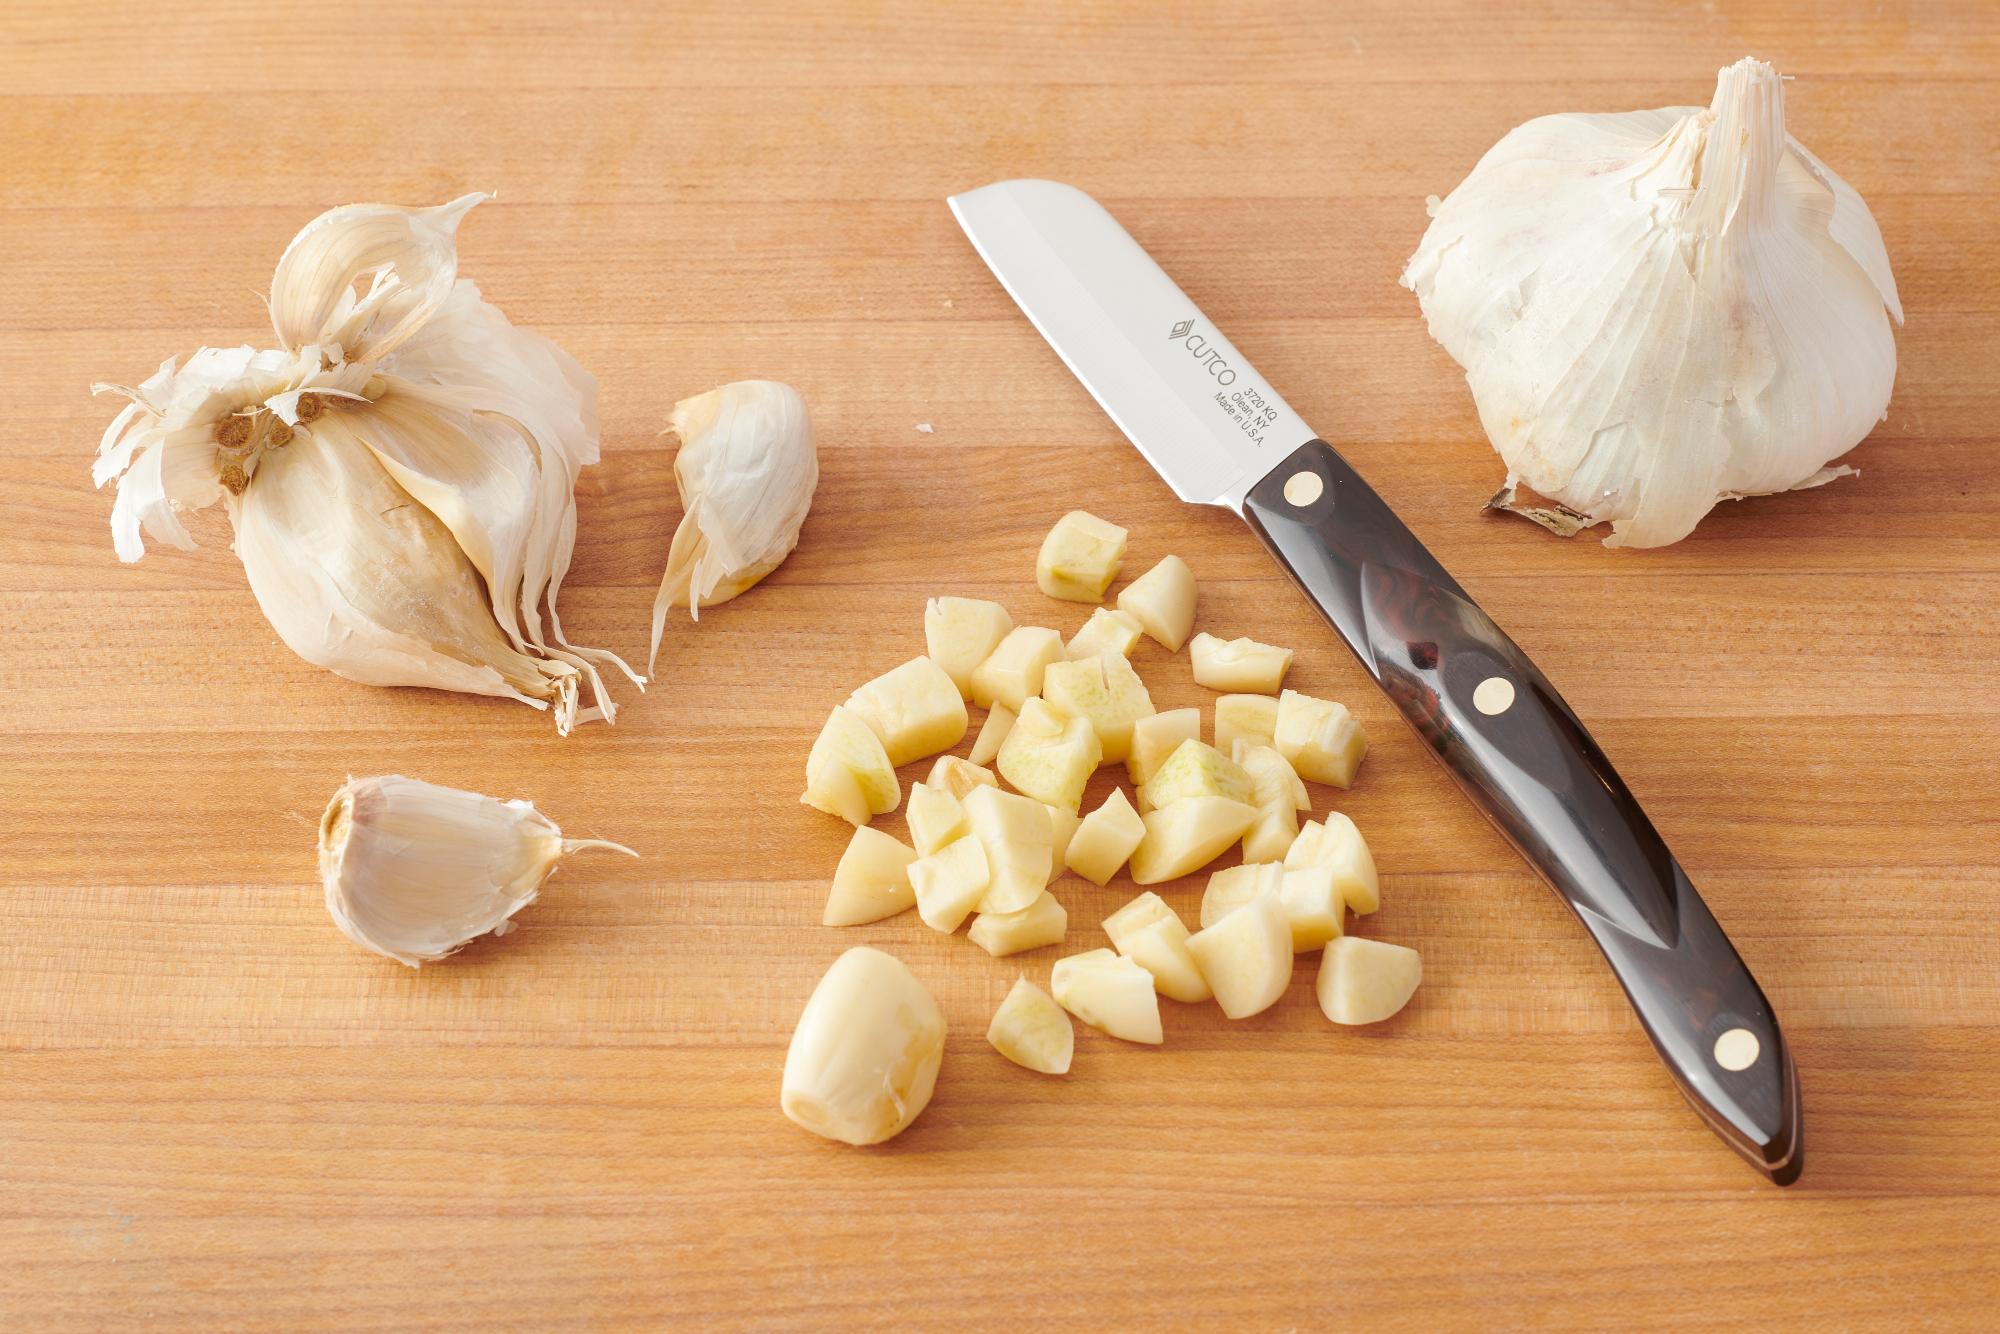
[1243,439,1801,1185]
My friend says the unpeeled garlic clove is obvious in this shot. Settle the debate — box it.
[782,947,946,1145]
[318,774,633,967]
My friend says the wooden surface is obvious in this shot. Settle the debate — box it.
[3,1,1997,1327]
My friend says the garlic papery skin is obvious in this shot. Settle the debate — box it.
[318,774,634,968]
[93,195,638,731]
[650,380,818,672]
[1402,58,1902,548]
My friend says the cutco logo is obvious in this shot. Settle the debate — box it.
[1167,316,1237,385]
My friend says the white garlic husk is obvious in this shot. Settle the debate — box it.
[318,774,634,967]
[1402,58,1902,548]
[649,379,817,671]
[93,195,640,731]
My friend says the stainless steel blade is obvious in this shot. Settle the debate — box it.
[948,179,1315,511]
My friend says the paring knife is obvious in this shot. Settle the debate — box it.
[950,179,1802,1186]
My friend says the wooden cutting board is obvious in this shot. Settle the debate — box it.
[3,2,1995,1326]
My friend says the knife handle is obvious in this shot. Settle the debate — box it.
[1242,439,1802,1185]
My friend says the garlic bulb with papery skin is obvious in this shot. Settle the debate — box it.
[93,195,639,731]
[1402,58,1902,548]
[650,380,817,672]
[318,774,634,967]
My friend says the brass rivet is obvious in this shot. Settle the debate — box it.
[1473,676,1515,715]
[1282,470,1324,507]
[1714,1028,1760,1071]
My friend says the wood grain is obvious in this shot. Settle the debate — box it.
[2,1,1997,1327]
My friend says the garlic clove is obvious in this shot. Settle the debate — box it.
[905,781,969,857]
[1126,707,1201,786]
[269,195,484,364]
[802,705,900,826]
[1064,787,1147,886]
[1234,743,1307,862]
[1102,892,1212,1004]
[963,784,1056,913]
[967,890,1068,958]
[966,702,1016,766]
[1115,555,1198,652]
[824,826,919,927]
[651,380,818,669]
[318,774,633,967]
[925,597,1014,699]
[910,835,991,933]
[782,946,946,1145]
[1201,862,1283,929]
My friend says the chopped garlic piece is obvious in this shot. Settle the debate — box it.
[927,754,998,801]
[996,697,1101,812]
[1036,510,1128,602]
[782,947,944,1145]
[905,781,968,857]
[1128,795,1259,885]
[1284,813,1380,914]
[1317,937,1421,1025]
[1051,949,1163,1044]
[1065,787,1146,885]
[1066,607,1144,660]
[823,826,918,926]
[802,705,900,826]
[910,835,990,932]
[1214,693,1279,754]
[1139,739,1252,811]
[1274,689,1368,787]
[1127,707,1201,786]
[1186,890,1293,1019]
[1189,633,1293,694]
[925,597,1014,699]
[1115,555,1198,652]
[967,702,1016,765]
[968,890,1068,957]
[970,625,1064,712]
[963,785,1055,913]
[1102,892,1212,1003]
[988,977,1074,1074]
[845,656,968,766]
[1041,651,1155,763]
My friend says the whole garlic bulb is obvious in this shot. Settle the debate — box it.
[93,196,640,731]
[319,774,634,967]
[1402,58,1902,548]
[649,380,818,671]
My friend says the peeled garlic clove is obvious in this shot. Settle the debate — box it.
[1273,689,1368,788]
[1402,58,1900,548]
[988,976,1074,1075]
[1185,890,1293,1019]
[782,947,946,1145]
[1127,707,1201,786]
[1317,937,1422,1026]
[996,696,1101,812]
[1051,949,1163,1044]
[1116,555,1197,652]
[651,380,818,669]
[824,826,918,927]
[318,774,633,967]
[967,702,1016,766]
[925,596,1014,699]
[967,890,1068,958]
[1040,651,1155,763]
[1188,633,1293,694]
[1066,606,1144,661]
[1036,509,1128,602]
[970,626,1064,713]
[844,656,968,767]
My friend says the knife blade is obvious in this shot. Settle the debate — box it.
[950,178,1803,1186]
